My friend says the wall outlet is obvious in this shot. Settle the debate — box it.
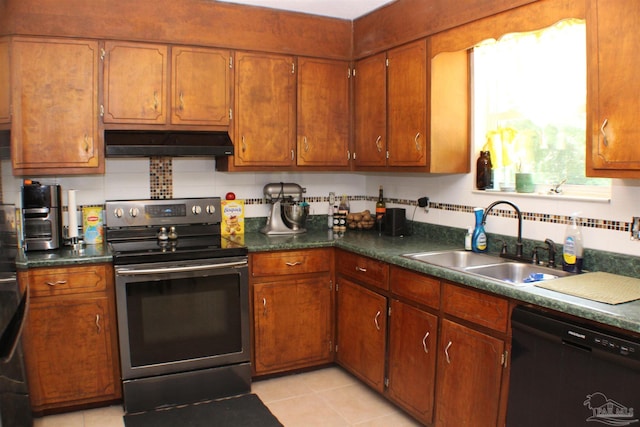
[631,217,640,240]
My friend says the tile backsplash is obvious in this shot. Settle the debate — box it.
[2,157,639,257]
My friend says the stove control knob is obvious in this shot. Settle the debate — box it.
[192,205,202,215]
[168,226,178,240]
[114,207,124,218]
[206,205,216,215]
[129,207,140,218]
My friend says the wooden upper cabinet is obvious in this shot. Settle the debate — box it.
[296,57,350,167]
[171,46,231,126]
[102,41,168,124]
[387,39,428,167]
[354,52,387,168]
[11,37,103,175]
[0,38,9,124]
[233,51,296,167]
[587,0,640,177]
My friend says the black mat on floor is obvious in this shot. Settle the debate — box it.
[123,393,283,427]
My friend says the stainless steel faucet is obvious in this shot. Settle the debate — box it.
[482,200,524,259]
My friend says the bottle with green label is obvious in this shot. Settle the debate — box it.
[471,208,487,253]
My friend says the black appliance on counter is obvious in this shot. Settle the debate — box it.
[21,183,62,251]
[0,204,33,427]
[507,306,640,427]
[384,208,406,236]
[105,197,250,414]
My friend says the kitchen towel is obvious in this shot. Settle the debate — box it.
[535,272,640,305]
[123,393,283,427]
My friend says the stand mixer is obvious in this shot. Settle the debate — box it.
[261,183,309,235]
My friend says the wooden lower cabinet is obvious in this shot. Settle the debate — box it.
[387,299,438,425]
[250,249,334,376]
[253,277,333,374]
[20,264,121,413]
[335,277,387,393]
[435,318,506,427]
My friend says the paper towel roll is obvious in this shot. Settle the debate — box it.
[68,190,78,238]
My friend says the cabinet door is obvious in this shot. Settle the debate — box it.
[11,37,102,175]
[435,319,505,427]
[0,38,9,124]
[387,300,438,425]
[234,51,296,167]
[253,277,332,374]
[102,41,167,124]
[336,277,387,392]
[297,57,350,167]
[387,39,428,167]
[171,46,231,126]
[22,295,119,410]
[354,52,387,168]
[587,1,640,175]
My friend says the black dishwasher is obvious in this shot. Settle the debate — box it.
[507,306,640,427]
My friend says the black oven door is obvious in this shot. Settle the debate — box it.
[115,257,249,381]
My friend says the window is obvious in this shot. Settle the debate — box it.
[472,19,610,195]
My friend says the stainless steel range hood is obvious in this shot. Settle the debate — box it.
[105,130,234,158]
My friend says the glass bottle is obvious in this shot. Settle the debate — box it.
[375,185,386,234]
[476,151,493,190]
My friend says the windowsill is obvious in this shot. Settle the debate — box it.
[472,189,611,203]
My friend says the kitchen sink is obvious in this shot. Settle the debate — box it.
[402,250,508,269]
[464,262,572,285]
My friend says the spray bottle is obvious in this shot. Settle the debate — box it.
[562,213,583,273]
[471,208,488,253]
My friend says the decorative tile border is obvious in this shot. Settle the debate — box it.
[149,157,173,200]
[245,195,631,234]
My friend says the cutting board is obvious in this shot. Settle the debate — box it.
[535,272,640,305]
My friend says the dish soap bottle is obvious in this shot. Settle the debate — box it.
[562,213,583,273]
[471,208,487,253]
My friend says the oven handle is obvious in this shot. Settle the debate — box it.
[116,260,248,276]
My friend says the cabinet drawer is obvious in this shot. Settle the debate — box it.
[23,264,110,297]
[442,283,509,333]
[336,250,389,291]
[390,267,440,310]
[251,249,331,277]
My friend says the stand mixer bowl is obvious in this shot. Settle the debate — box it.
[282,203,309,230]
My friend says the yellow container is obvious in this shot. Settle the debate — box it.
[82,206,104,244]
[221,200,244,236]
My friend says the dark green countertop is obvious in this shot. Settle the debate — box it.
[246,229,640,335]
[16,242,112,269]
[16,228,640,335]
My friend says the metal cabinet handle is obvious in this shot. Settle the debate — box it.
[153,91,159,111]
[414,132,422,151]
[95,314,101,334]
[241,136,247,153]
[179,92,185,111]
[84,135,90,152]
[444,341,452,364]
[375,135,382,152]
[291,150,295,161]
[422,331,430,354]
[600,119,609,147]
[285,261,302,267]
[374,310,381,331]
[303,136,309,152]
[355,266,367,272]
[45,280,67,287]
[262,297,267,316]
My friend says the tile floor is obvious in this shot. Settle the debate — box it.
[33,366,422,427]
